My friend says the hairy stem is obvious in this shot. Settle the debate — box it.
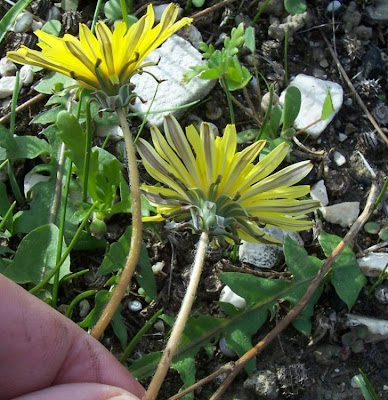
[91,107,143,340]
[144,231,209,400]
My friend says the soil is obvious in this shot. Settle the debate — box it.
[1,1,388,399]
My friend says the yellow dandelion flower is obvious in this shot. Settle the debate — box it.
[137,115,320,244]
[7,4,192,96]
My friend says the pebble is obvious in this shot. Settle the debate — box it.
[320,202,360,227]
[366,0,388,23]
[24,172,50,198]
[219,285,246,309]
[95,124,123,139]
[130,35,216,127]
[151,261,165,274]
[153,4,182,23]
[333,151,346,166]
[0,76,21,99]
[279,74,343,139]
[338,133,348,142]
[311,179,329,206]
[244,370,279,399]
[261,92,279,113]
[13,13,33,33]
[345,314,388,339]
[20,65,34,86]
[78,299,90,317]
[374,282,388,305]
[128,300,142,312]
[0,57,17,77]
[239,228,303,269]
[178,24,202,49]
[327,1,342,13]
[357,252,388,277]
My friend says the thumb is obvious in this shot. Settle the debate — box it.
[12,383,142,400]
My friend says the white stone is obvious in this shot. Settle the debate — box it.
[13,13,33,33]
[178,24,202,49]
[0,76,20,99]
[153,5,182,22]
[219,285,246,309]
[20,65,34,86]
[95,123,123,139]
[321,202,360,227]
[152,261,165,274]
[129,35,217,128]
[239,228,303,269]
[333,150,346,166]
[279,74,343,139]
[310,179,329,206]
[346,314,388,340]
[0,57,17,77]
[327,1,342,13]
[24,171,50,198]
[357,253,388,277]
[338,133,348,142]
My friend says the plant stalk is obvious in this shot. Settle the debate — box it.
[144,231,209,400]
[90,107,143,340]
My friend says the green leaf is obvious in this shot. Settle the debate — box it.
[61,0,79,11]
[0,181,12,232]
[34,72,75,94]
[282,86,301,130]
[200,68,220,80]
[244,26,256,53]
[0,0,34,43]
[321,89,334,121]
[32,105,67,124]
[236,129,259,144]
[192,0,205,7]
[41,19,62,36]
[4,223,70,284]
[284,0,307,15]
[79,290,127,349]
[319,232,366,310]
[283,237,324,335]
[97,226,157,301]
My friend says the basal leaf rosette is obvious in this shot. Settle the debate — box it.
[137,115,320,244]
[7,4,192,105]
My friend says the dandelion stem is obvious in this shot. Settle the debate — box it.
[91,107,143,340]
[144,231,209,400]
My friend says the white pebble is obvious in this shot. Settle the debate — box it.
[279,74,343,139]
[321,202,360,227]
[128,300,142,312]
[219,286,246,310]
[24,171,50,198]
[357,253,388,277]
[95,124,123,139]
[13,13,33,33]
[327,1,342,13]
[333,151,346,166]
[153,5,182,23]
[152,261,165,274]
[310,180,329,206]
[31,20,43,32]
[338,133,348,142]
[0,57,17,77]
[79,299,91,317]
[0,76,20,99]
[20,65,35,86]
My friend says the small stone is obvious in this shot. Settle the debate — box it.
[178,24,202,49]
[312,68,327,80]
[24,172,50,198]
[153,4,182,22]
[0,57,17,77]
[327,1,342,13]
[239,228,303,269]
[219,286,246,309]
[79,299,90,318]
[219,337,237,358]
[128,300,142,312]
[279,74,343,139]
[261,92,279,113]
[152,261,165,274]
[333,151,346,166]
[374,282,388,305]
[13,13,33,33]
[357,253,388,277]
[321,202,360,227]
[319,59,329,68]
[311,180,329,206]
[244,370,279,399]
[130,35,216,127]
[350,375,362,388]
[0,76,20,99]
[338,133,348,142]
[95,124,123,139]
[366,0,388,24]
